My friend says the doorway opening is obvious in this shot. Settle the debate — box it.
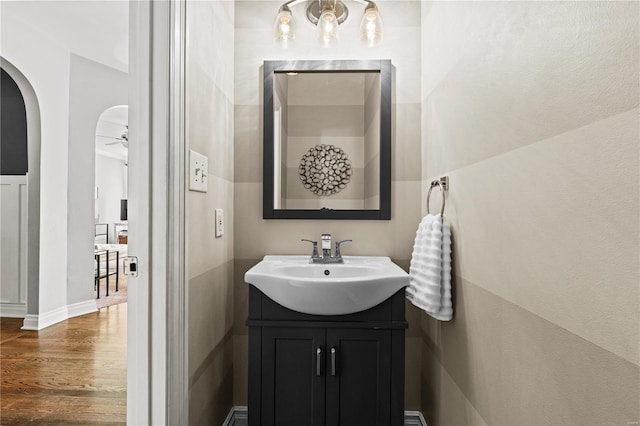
[94,105,129,309]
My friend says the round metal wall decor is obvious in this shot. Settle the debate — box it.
[299,144,352,196]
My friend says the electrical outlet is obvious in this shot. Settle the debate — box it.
[215,209,224,237]
[189,150,208,192]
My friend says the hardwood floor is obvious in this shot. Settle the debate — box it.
[0,304,127,425]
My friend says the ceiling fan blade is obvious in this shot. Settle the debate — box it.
[96,133,128,149]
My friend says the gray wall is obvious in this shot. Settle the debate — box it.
[66,53,127,306]
[1,68,28,175]
[419,2,640,424]
[186,1,235,424]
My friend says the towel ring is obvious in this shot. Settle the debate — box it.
[426,178,446,216]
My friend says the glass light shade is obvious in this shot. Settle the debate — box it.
[317,7,339,47]
[274,8,295,42]
[360,5,383,46]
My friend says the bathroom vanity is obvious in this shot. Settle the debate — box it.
[246,286,407,425]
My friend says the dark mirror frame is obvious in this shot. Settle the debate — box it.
[263,59,392,220]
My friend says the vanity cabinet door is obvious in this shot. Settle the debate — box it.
[261,327,326,426]
[325,328,393,426]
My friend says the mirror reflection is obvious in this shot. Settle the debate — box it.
[272,71,381,210]
[263,59,392,220]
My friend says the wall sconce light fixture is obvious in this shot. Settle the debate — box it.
[274,0,383,47]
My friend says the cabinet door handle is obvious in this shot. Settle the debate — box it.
[316,347,322,376]
[331,347,337,376]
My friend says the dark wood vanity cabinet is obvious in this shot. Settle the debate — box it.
[247,286,407,426]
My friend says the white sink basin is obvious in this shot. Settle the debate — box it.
[244,255,409,315]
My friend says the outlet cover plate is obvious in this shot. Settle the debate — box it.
[215,208,224,237]
[189,150,208,192]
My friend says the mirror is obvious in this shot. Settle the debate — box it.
[263,60,392,220]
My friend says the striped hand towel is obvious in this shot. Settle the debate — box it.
[406,214,453,321]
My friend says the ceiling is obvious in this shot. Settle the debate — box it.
[1,0,129,72]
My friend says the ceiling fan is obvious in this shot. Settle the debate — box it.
[96,125,129,148]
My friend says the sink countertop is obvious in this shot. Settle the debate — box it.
[245,255,409,315]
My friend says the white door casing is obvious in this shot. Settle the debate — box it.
[127,1,187,424]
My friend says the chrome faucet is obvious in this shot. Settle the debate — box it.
[321,234,332,259]
[302,234,351,264]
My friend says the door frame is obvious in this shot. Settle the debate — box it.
[128,1,187,424]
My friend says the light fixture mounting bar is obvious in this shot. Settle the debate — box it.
[306,0,349,25]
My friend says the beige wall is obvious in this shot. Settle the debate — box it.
[420,1,640,424]
[186,1,235,424]
[233,0,424,409]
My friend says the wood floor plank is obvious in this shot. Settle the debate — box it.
[0,304,127,424]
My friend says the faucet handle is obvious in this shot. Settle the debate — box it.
[301,239,319,258]
[334,239,352,258]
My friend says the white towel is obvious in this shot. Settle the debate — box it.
[406,214,453,321]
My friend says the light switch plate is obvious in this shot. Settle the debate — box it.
[189,150,208,192]
[215,208,224,237]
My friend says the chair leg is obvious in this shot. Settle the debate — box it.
[105,250,109,297]
[115,252,119,292]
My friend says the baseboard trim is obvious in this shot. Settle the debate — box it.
[21,299,97,330]
[223,406,247,426]
[67,299,98,319]
[0,303,26,318]
[21,314,40,330]
[22,305,68,330]
[223,406,426,426]
[405,410,428,426]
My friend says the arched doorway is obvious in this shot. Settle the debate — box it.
[0,58,41,322]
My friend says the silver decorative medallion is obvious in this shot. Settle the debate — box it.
[299,144,352,196]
